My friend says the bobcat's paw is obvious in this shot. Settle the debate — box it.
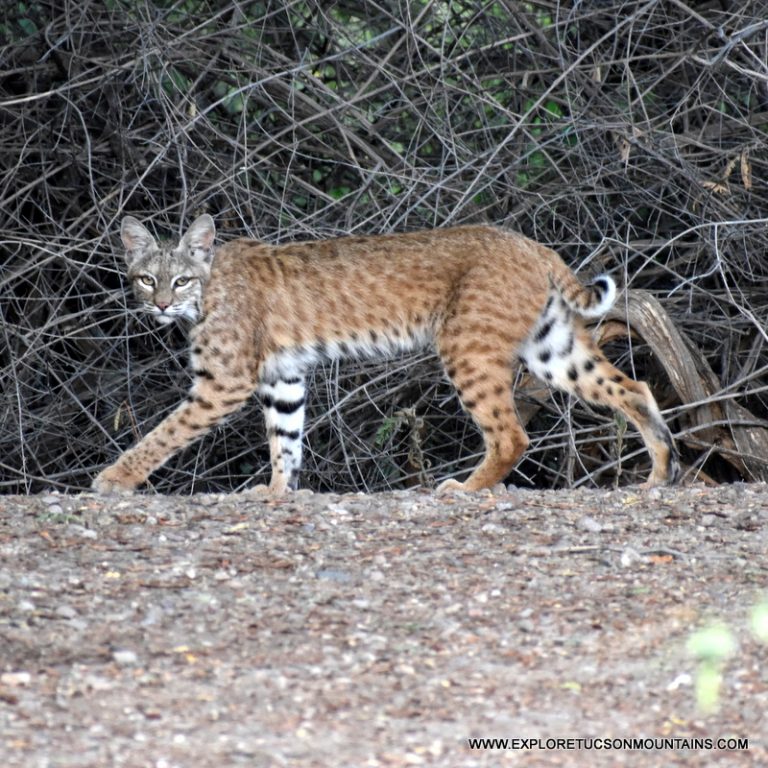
[92,466,139,495]
[244,483,293,499]
[244,483,270,497]
[435,478,467,494]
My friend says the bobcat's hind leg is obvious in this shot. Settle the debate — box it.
[576,333,679,486]
[582,354,679,486]
[522,315,679,486]
[436,341,529,492]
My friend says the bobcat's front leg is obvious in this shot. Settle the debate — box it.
[93,379,253,494]
[259,375,307,495]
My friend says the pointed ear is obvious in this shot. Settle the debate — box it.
[182,214,216,264]
[121,216,157,263]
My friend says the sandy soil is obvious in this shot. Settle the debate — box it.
[1,483,766,767]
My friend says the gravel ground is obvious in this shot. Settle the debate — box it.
[1,484,766,767]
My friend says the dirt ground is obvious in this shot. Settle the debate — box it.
[0,483,766,768]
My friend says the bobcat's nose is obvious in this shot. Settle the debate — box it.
[156,301,170,311]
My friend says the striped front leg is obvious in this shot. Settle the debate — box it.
[258,376,306,493]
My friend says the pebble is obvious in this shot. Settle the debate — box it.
[481,522,507,534]
[577,515,603,533]
[619,547,641,567]
[1,671,31,686]
[65,524,97,540]
[646,487,662,502]
[315,569,353,583]
[112,649,139,666]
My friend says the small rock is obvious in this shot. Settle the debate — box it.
[734,512,763,531]
[577,515,603,533]
[325,504,350,516]
[646,487,662,502]
[66,524,97,540]
[315,569,353,583]
[667,673,692,691]
[619,547,641,567]
[1,671,31,687]
[481,522,506,534]
[112,649,139,666]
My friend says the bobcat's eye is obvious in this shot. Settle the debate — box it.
[138,275,155,287]
[174,276,192,288]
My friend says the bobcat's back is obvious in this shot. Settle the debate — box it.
[203,226,567,355]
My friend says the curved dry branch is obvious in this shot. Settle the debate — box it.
[603,291,768,481]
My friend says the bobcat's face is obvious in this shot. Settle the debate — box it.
[128,248,207,324]
[120,215,215,325]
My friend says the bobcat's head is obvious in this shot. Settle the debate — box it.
[120,215,215,324]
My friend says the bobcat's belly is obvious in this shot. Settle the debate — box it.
[261,327,433,381]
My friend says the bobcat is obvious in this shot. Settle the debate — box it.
[93,215,679,494]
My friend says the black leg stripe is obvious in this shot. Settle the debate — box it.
[274,398,305,414]
[261,393,305,413]
[268,427,301,440]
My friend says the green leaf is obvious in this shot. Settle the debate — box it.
[544,100,563,119]
[687,624,736,662]
[18,15,36,36]
[695,664,722,714]
[374,417,398,448]
[751,602,768,643]
[330,186,351,200]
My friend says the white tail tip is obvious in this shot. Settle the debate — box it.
[580,275,617,318]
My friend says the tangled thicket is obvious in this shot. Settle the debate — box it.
[2,0,768,494]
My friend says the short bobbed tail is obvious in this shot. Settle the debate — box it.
[550,270,617,319]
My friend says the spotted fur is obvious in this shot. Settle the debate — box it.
[93,216,679,495]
